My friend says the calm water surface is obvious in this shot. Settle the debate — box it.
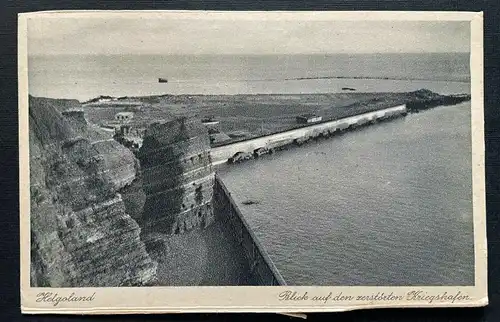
[29,53,469,101]
[218,102,474,286]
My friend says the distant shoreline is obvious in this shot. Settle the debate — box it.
[168,75,471,84]
[271,75,470,83]
[28,77,471,103]
[79,86,471,105]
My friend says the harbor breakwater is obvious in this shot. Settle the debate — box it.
[211,104,408,166]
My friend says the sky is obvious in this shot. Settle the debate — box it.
[27,14,471,56]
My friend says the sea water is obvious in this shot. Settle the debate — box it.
[28,53,470,101]
[218,101,474,286]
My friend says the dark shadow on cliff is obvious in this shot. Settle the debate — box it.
[29,96,157,287]
[137,135,185,234]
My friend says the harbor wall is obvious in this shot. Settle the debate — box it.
[213,175,287,285]
[211,104,407,165]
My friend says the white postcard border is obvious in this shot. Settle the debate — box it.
[19,10,487,314]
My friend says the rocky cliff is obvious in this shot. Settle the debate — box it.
[29,96,157,287]
[29,96,265,287]
[135,118,215,236]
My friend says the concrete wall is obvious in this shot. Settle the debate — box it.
[213,175,287,285]
[211,104,407,165]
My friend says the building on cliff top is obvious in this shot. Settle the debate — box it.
[115,111,134,122]
[296,113,322,124]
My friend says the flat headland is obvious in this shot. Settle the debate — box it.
[83,89,470,148]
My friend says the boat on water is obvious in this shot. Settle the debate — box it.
[158,78,168,83]
[242,200,260,205]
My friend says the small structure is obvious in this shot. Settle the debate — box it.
[253,147,268,157]
[228,151,252,164]
[99,125,116,133]
[115,111,134,122]
[119,124,132,136]
[296,114,322,124]
[208,128,232,145]
[114,124,145,151]
[201,116,220,126]
[227,131,250,138]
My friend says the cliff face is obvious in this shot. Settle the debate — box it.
[29,96,259,287]
[135,118,215,236]
[29,96,157,287]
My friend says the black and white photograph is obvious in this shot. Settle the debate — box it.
[19,10,486,312]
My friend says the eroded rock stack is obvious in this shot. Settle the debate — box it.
[137,117,215,235]
[29,96,157,287]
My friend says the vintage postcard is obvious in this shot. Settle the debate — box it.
[19,10,486,314]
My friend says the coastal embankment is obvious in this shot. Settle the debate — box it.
[211,104,407,166]
[213,175,287,285]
